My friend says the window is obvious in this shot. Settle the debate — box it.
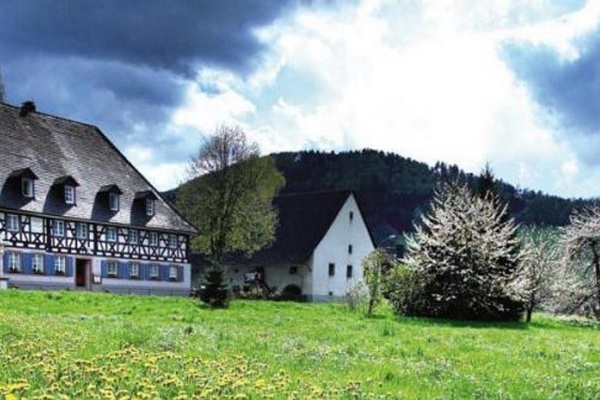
[289,266,298,275]
[7,252,21,272]
[349,211,354,222]
[109,192,120,211]
[169,265,178,280]
[76,223,88,240]
[328,263,335,277]
[348,244,353,255]
[6,214,20,232]
[32,254,45,274]
[346,265,353,279]
[150,264,159,279]
[53,220,65,237]
[64,185,76,204]
[30,217,43,233]
[148,232,158,246]
[130,262,139,278]
[128,229,138,244]
[107,261,118,277]
[22,178,34,198]
[55,256,66,275]
[169,234,177,249]
[106,227,117,242]
[146,199,155,216]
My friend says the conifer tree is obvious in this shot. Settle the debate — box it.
[404,182,524,321]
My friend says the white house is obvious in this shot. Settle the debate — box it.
[208,190,375,302]
[0,101,197,295]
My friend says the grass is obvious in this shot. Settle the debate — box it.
[0,290,599,399]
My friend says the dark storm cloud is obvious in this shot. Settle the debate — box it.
[503,31,600,135]
[0,0,300,77]
[0,0,307,169]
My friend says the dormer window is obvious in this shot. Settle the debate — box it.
[22,178,34,198]
[135,190,158,217]
[9,168,38,199]
[99,184,123,212]
[146,198,156,216]
[54,176,79,205]
[109,192,120,211]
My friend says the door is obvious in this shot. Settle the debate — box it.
[75,259,89,288]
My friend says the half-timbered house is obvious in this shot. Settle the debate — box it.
[0,101,196,295]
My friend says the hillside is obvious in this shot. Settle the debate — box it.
[165,149,593,246]
[271,150,592,244]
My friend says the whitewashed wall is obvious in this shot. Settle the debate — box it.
[310,194,374,301]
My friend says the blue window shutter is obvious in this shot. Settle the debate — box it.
[22,253,32,274]
[141,263,149,280]
[46,254,55,275]
[100,260,107,277]
[2,252,8,274]
[160,265,168,281]
[65,257,73,276]
[119,261,127,279]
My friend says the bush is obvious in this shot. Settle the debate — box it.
[344,281,369,313]
[383,263,428,316]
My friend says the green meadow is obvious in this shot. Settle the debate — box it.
[0,290,599,399]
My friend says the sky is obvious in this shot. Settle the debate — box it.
[1,0,600,198]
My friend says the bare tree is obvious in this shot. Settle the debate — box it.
[560,205,600,318]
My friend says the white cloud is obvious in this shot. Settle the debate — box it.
[165,0,599,197]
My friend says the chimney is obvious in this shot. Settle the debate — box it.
[19,101,36,117]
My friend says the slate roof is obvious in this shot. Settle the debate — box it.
[226,190,359,266]
[0,102,196,234]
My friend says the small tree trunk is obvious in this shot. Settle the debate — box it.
[591,245,600,320]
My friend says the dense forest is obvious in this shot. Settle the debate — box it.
[166,149,595,247]
[271,150,593,245]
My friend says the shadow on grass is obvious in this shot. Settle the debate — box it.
[391,315,530,330]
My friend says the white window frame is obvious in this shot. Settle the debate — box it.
[55,256,66,275]
[107,261,118,277]
[130,262,139,278]
[32,253,45,274]
[148,232,158,247]
[22,178,34,198]
[150,264,159,279]
[146,199,155,216]
[128,229,138,244]
[109,192,120,211]
[7,251,21,272]
[53,220,65,237]
[106,226,117,242]
[76,223,88,240]
[169,265,178,280]
[6,214,20,232]
[168,234,177,249]
[30,217,43,233]
[64,185,76,205]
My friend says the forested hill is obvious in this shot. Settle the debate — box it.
[271,150,592,244]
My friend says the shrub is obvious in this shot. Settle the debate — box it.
[383,262,428,316]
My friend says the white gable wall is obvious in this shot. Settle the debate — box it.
[310,194,374,301]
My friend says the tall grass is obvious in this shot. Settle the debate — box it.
[0,290,599,398]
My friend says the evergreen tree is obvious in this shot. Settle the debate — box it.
[404,182,524,321]
[198,267,230,308]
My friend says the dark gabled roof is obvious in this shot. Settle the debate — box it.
[232,190,354,266]
[9,167,38,180]
[0,102,196,234]
[53,175,79,187]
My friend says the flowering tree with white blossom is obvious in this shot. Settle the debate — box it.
[560,205,600,319]
[404,182,524,321]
